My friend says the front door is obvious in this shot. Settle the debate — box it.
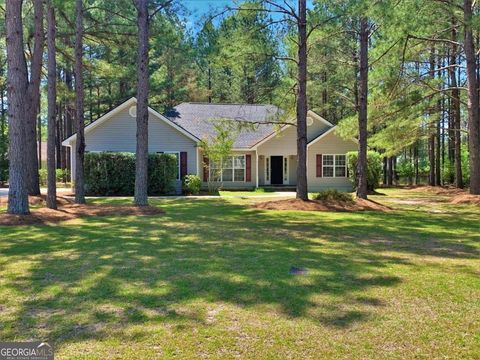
[270,156,283,185]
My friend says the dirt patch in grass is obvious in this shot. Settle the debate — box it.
[253,198,390,212]
[0,197,164,226]
[450,194,480,205]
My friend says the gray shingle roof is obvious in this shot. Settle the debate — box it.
[164,103,283,148]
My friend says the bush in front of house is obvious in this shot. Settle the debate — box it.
[347,151,383,191]
[84,152,177,196]
[312,189,353,202]
[39,168,70,186]
[182,174,201,195]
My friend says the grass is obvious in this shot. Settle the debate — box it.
[0,189,479,359]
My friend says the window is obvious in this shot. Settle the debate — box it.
[234,156,245,181]
[209,155,245,182]
[159,151,180,180]
[322,154,346,178]
[335,155,346,177]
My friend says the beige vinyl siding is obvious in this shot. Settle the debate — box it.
[70,107,197,193]
[307,130,357,192]
[256,117,330,156]
[257,126,297,155]
[200,150,256,189]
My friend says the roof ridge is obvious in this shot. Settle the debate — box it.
[178,102,277,107]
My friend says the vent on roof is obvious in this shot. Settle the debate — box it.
[307,116,314,126]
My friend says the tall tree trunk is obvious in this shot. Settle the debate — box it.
[208,65,212,103]
[6,0,30,214]
[387,157,393,186]
[464,0,480,194]
[56,103,62,169]
[37,116,42,169]
[65,66,74,182]
[428,134,435,185]
[449,21,463,188]
[46,0,57,209]
[25,0,44,195]
[356,17,369,199]
[383,156,387,185]
[436,99,442,186]
[414,143,419,185]
[134,0,149,206]
[296,0,308,200]
[428,48,436,186]
[74,0,86,203]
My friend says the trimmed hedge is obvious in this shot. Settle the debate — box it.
[84,152,178,196]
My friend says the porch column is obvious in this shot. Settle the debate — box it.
[255,151,259,188]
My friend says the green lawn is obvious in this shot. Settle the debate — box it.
[0,189,479,359]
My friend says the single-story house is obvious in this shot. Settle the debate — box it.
[62,97,357,193]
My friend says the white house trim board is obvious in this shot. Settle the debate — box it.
[62,97,199,146]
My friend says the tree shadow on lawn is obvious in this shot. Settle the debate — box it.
[0,199,478,347]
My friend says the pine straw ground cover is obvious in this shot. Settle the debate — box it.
[0,195,164,225]
[0,189,478,359]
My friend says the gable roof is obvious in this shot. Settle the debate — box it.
[164,102,283,149]
[307,125,358,147]
[61,97,199,146]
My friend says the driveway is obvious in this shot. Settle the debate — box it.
[0,188,72,198]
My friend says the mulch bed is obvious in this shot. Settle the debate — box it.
[450,194,480,205]
[0,195,164,226]
[407,185,466,196]
[253,198,391,212]
[405,186,480,205]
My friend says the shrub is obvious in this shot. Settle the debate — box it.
[39,168,70,186]
[312,189,353,202]
[84,152,177,196]
[0,158,8,185]
[347,151,383,191]
[182,174,201,195]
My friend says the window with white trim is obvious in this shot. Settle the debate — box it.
[323,154,346,177]
[158,151,180,180]
[210,155,245,182]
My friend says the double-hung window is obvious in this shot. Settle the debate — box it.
[322,154,346,178]
[209,155,245,182]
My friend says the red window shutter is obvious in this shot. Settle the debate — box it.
[245,154,251,182]
[316,154,322,177]
[203,156,209,181]
[180,152,187,179]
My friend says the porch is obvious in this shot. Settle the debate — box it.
[256,153,297,187]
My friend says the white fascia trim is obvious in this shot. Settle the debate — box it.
[307,110,335,127]
[62,97,200,146]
